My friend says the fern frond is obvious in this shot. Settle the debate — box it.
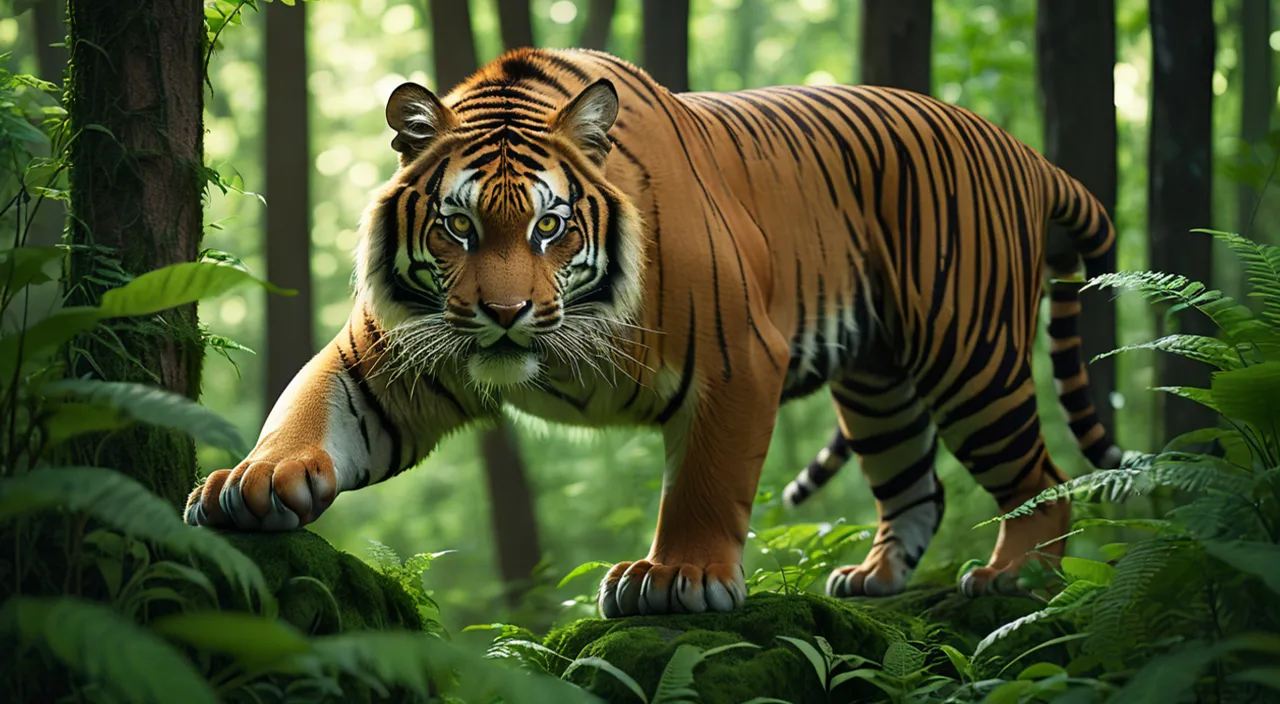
[1168,494,1270,541]
[1088,540,1183,657]
[650,644,704,704]
[982,455,1253,527]
[0,596,215,703]
[1093,334,1242,370]
[1201,229,1280,329]
[972,582,1100,662]
[1086,271,1262,341]
[0,467,268,603]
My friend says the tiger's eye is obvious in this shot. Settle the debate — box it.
[536,215,559,233]
[449,214,473,233]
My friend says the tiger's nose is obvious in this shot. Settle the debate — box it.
[478,300,531,329]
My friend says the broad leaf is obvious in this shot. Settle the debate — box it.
[1211,361,1280,428]
[1200,540,1280,597]
[0,245,66,292]
[99,260,293,319]
[151,611,311,668]
[41,379,248,456]
[1060,557,1115,586]
[557,560,613,589]
[564,656,649,702]
[0,596,215,703]
[0,306,102,379]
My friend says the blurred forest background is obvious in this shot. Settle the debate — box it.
[3,0,1276,647]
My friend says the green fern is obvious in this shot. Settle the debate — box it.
[0,467,268,603]
[1092,334,1243,370]
[0,596,216,704]
[1199,229,1280,329]
[1085,271,1262,342]
[651,642,759,704]
[1087,540,1182,657]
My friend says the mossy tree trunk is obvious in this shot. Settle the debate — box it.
[860,0,933,95]
[1036,0,1118,437]
[62,0,206,507]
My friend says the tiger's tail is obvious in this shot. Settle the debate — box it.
[1043,165,1124,470]
[782,166,1125,509]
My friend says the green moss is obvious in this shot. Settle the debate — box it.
[545,592,920,704]
[221,530,424,635]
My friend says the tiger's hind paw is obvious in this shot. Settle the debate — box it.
[184,451,337,532]
[597,560,747,618]
[825,557,910,598]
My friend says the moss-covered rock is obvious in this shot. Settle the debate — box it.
[544,592,922,704]
[544,588,1070,703]
[220,530,424,635]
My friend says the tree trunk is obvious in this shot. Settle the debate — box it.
[1036,0,1118,440]
[642,0,690,93]
[479,418,543,607]
[428,3,542,608]
[63,0,206,507]
[1148,0,1216,444]
[429,0,478,91]
[733,0,761,89]
[578,0,616,51]
[1238,0,1272,240]
[496,0,535,51]
[265,0,314,404]
[860,0,932,94]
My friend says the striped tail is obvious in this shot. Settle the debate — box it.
[782,430,854,507]
[1045,165,1124,470]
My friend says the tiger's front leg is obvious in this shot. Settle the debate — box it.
[598,345,787,617]
[185,306,472,531]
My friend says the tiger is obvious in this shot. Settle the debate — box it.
[185,47,1123,616]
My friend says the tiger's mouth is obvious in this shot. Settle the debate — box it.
[465,338,542,388]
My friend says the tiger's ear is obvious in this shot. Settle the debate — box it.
[386,82,458,162]
[551,78,618,166]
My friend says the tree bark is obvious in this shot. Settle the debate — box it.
[1148,0,1216,443]
[860,0,932,94]
[496,0,535,51]
[1036,0,1118,440]
[64,0,206,507]
[1238,0,1272,240]
[641,0,690,93]
[578,0,616,51]
[429,0,478,91]
[265,0,314,405]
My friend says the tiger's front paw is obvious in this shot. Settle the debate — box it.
[597,559,747,618]
[184,451,337,532]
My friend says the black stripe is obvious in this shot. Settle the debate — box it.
[655,302,697,425]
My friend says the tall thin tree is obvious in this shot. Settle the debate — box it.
[1148,0,1216,443]
[265,0,314,403]
[578,0,616,51]
[1238,0,1273,241]
[641,0,690,92]
[496,0,535,50]
[860,0,932,94]
[63,0,206,506]
[426,0,543,609]
[1036,0,1119,441]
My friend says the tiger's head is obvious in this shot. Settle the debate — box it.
[356,75,645,393]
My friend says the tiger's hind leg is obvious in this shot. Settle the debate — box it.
[934,367,1071,597]
[824,371,945,598]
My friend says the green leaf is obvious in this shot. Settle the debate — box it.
[1200,540,1280,596]
[883,639,927,679]
[557,560,613,589]
[1017,662,1067,680]
[99,260,293,319]
[564,656,649,703]
[0,467,267,603]
[1151,386,1218,412]
[0,596,215,704]
[0,245,66,293]
[937,643,970,680]
[1211,361,1280,428]
[1060,557,1115,586]
[1230,667,1280,691]
[980,679,1034,704]
[0,306,103,379]
[777,635,829,687]
[650,644,705,704]
[42,402,131,443]
[151,612,311,668]
[40,379,248,456]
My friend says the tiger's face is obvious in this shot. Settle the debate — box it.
[357,78,645,392]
